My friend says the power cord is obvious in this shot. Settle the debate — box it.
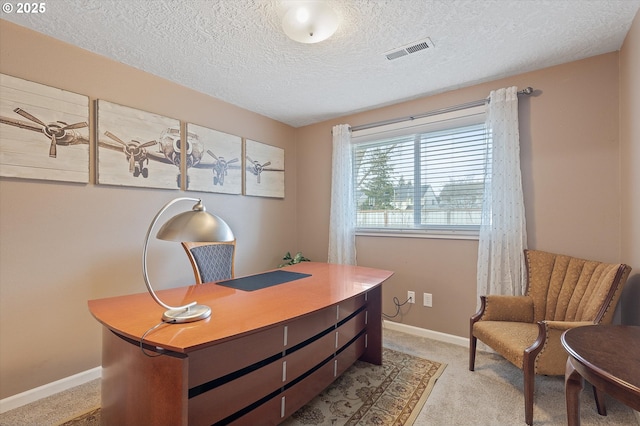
[382,296,411,319]
[139,319,177,357]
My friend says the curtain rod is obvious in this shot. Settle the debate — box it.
[350,87,534,133]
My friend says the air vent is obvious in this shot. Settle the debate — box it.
[384,37,434,61]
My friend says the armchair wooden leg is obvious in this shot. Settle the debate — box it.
[524,364,535,426]
[469,335,477,371]
[469,299,485,372]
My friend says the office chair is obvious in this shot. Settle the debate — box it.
[181,240,236,284]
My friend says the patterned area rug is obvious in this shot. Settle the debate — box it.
[57,407,100,426]
[282,348,446,425]
[61,348,445,426]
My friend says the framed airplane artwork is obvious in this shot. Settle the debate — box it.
[0,73,90,183]
[244,139,285,198]
[96,100,181,190]
[185,123,242,194]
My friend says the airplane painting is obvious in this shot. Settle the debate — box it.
[185,123,242,194]
[96,100,181,190]
[244,139,285,198]
[0,73,90,183]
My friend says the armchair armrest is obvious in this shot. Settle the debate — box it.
[526,320,595,376]
[543,320,595,332]
[472,295,534,323]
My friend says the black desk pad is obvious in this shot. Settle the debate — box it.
[216,270,312,291]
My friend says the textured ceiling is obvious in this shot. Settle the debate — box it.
[3,0,639,127]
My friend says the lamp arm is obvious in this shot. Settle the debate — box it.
[142,197,200,312]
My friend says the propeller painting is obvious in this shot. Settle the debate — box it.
[245,139,284,198]
[0,74,90,183]
[185,123,242,194]
[96,100,181,190]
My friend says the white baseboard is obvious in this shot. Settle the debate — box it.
[383,320,469,347]
[0,367,101,414]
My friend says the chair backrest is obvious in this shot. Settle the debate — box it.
[524,249,631,323]
[181,241,236,284]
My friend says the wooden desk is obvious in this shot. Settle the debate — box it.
[88,262,393,426]
[561,325,640,426]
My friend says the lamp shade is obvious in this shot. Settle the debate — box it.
[156,209,234,243]
[282,2,338,44]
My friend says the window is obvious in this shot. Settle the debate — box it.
[352,105,488,237]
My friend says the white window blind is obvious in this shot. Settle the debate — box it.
[352,105,489,236]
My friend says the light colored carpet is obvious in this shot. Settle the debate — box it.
[1,327,638,425]
[0,379,99,426]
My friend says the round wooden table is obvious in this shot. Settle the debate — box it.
[561,325,640,426]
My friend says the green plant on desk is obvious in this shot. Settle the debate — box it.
[279,251,310,268]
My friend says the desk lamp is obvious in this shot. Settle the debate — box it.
[142,197,234,323]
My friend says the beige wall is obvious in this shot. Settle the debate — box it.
[620,10,640,326]
[297,52,626,337]
[0,21,298,399]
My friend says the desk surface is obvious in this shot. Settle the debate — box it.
[88,262,393,353]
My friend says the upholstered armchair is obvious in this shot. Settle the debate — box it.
[469,249,631,425]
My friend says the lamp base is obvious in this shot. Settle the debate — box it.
[162,304,211,323]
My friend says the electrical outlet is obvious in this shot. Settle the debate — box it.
[407,291,415,304]
[423,292,433,307]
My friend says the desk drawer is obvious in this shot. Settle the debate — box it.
[189,357,284,426]
[282,359,337,422]
[285,306,336,349]
[228,356,337,426]
[336,333,366,377]
[227,394,283,426]
[229,333,367,425]
[188,325,284,387]
[283,331,335,385]
[337,310,367,350]
[337,294,366,322]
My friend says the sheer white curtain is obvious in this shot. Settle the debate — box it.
[477,87,528,297]
[328,124,357,265]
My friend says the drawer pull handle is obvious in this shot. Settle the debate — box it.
[281,396,286,418]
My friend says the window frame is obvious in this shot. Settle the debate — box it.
[351,105,488,240]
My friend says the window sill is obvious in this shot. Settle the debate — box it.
[356,229,479,241]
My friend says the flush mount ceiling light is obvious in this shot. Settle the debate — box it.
[282,2,339,44]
